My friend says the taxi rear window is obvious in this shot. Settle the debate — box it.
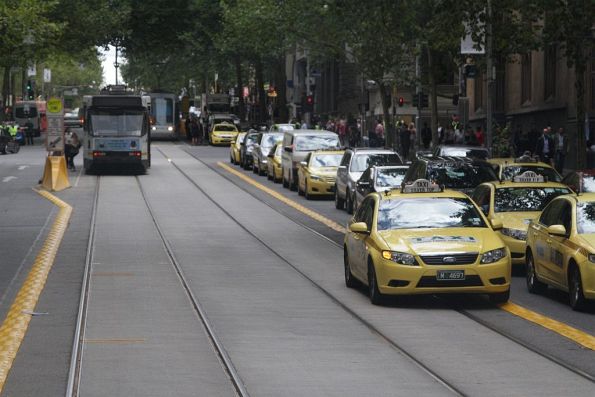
[494,187,570,212]
[377,197,486,230]
[427,163,497,189]
[501,166,561,182]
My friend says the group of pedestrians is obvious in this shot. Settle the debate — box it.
[438,125,485,147]
[185,116,206,145]
[323,116,361,147]
[533,126,568,173]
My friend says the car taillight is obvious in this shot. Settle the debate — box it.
[93,151,106,157]
[129,151,141,157]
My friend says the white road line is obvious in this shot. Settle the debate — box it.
[74,168,83,187]
[17,165,29,170]
[2,176,17,182]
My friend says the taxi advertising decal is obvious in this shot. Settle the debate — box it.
[410,236,477,244]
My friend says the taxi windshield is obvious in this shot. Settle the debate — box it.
[576,202,595,234]
[311,154,342,168]
[376,168,407,188]
[377,197,487,230]
[501,166,561,182]
[215,125,236,132]
[295,135,339,151]
[351,153,401,172]
[494,187,570,212]
[427,164,497,189]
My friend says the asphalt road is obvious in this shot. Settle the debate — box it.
[0,141,593,396]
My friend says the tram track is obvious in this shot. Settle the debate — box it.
[65,175,249,397]
[175,144,595,385]
[158,146,465,396]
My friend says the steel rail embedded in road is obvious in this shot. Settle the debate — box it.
[65,176,100,397]
[134,176,249,397]
[179,144,595,385]
[159,146,466,397]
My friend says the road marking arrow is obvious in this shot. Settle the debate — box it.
[2,176,17,182]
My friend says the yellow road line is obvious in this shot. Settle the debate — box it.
[500,302,595,350]
[218,162,346,233]
[218,161,595,351]
[0,189,72,391]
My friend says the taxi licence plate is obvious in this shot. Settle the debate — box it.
[436,270,465,280]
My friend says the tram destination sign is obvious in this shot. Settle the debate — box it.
[45,97,65,152]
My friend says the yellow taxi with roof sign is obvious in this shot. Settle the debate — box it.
[488,154,562,182]
[526,193,595,310]
[298,149,344,199]
[266,142,283,183]
[344,179,511,305]
[209,122,239,145]
[230,132,246,164]
[471,171,573,266]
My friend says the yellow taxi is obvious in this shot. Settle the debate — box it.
[298,150,344,199]
[229,132,246,164]
[488,155,562,182]
[526,193,595,310]
[266,142,283,183]
[344,179,511,305]
[209,122,239,145]
[471,171,572,266]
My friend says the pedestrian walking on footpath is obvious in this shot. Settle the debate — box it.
[474,126,484,146]
[554,127,568,173]
[399,122,411,159]
[534,127,554,165]
[190,117,200,145]
[25,119,34,145]
[64,130,81,170]
[374,119,385,148]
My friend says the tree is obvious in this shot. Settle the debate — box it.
[541,0,595,169]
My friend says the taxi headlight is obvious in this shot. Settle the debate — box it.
[167,126,173,131]
[262,159,268,164]
[481,248,507,264]
[588,254,595,263]
[151,126,156,131]
[501,228,527,241]
[310,175,322,181]
[382,250,418,266]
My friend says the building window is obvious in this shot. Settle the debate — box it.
[544,45,556,101]
[521,52,532,104]
[474,71,484,112]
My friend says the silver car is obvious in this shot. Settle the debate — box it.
[354,165,409,210]
[281,130,340,190]
[252,132,283,176]
[335,148,402,214]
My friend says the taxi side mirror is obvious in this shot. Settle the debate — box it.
[490,219,503,230]
[349,222,370,235]
[547,224,567,237]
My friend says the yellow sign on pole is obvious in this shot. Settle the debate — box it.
[47,97,62,114]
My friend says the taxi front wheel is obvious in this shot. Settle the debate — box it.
[526,251,547,294]
[344,249,358,288]
[368,260,385,305]
[569,266,587,311]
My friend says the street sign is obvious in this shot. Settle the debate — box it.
[27,64,36,77]
[43,68,51,83]
[45,97,65,152]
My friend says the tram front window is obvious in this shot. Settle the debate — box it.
[89,112,144,136]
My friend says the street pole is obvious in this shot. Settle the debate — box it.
[305,51,311,127]
[486,0,493,154]
[415,45,421,153]
[114,45,120,86]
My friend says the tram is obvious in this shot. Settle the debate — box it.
[147,91,179,140]
[82,85,151,174]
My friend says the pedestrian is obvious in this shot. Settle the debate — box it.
[64,130,81,171]
[474,126,484,146]
[25,118,34,145]
[185,117,192,142]
[409,122,417,152]
[421,122,432,149]
[374,119,385,148]
[337,118,347,146]
[534,127,554,165]
[554,127,568,173]
[301,120,308,129]
[190,117,200,145]
[454,127,464,144]
[399,122,411,159]
[445,127,455,144]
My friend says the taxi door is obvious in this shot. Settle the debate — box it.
[348,197,375,280]
[531,199,566,281]
[542,199,572,287]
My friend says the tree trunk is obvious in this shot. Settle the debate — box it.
[575,61,586,169]
[275,56,288,123]
[235,56,245,121]
[255,57,266,123]
[427,48,439,148]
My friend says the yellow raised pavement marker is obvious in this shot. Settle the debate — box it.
[218,162,346,233]
[500,302,595,350]
[219,161,595,351]
[0,189,72,391]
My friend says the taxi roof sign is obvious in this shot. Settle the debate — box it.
[512,170,544,183]
[401,179,443,193]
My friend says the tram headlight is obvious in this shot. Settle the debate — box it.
[151,126,156,131]
[168,126,173,131]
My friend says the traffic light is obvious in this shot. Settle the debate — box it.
[398,97,404,107]
[420,93,429,108]
[412,93,418,107]
[304,95,314,112]
[26,80,34,100]
[452,94,459,106]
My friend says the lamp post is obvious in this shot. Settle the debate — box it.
[114,45,120,85]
